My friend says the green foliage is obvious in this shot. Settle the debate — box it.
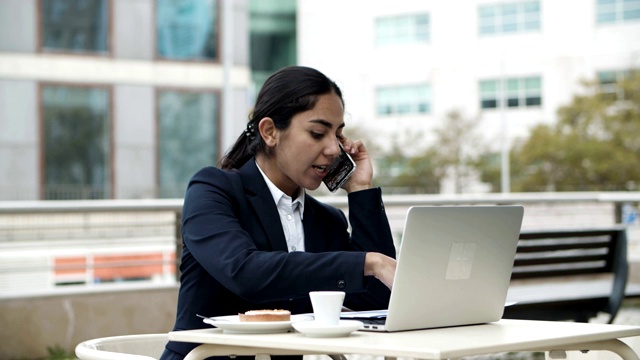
[376,72,640,194]
[375,145,443,194]
[44,345,77,360]
[432,110,485,193]
[475,152,502,192]
[508,71,640,192]
[374,110,485,194]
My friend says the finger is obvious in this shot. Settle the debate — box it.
[349,140,367,155]
[341,137,353,150]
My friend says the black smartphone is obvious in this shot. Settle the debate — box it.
[323,144,356,192]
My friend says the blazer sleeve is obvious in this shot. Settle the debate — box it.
[347,187,396,257]
[341,187,396,310]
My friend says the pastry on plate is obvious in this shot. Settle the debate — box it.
[238,309,291,322]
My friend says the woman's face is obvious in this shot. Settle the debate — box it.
[267,92,345,196]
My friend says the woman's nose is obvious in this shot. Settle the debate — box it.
[325,138,341,158]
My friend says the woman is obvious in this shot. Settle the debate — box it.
[161,66,397,360]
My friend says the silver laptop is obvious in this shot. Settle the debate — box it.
[341,205,524,332]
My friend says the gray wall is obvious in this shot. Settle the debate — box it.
[0,0,37,53]
[0,286,179,359]
[0,80,39,200]
[114,85,157,199]
[232,0,250,66]
[113,0,154,60]
[0,0,39,201]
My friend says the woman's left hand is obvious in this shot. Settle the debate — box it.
[341,139,373,193]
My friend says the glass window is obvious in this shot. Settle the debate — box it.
[375,13,430,46]
[479,7,497,34]
[480,76,542,109]
[42,85,111,199]
[376,84,431,116]
[480,80,500,109]
[478,1,540,36]
[502,4,519,33]
[506,79,520,107]
[598,70,618,85]
[598,69,632,100]
[524,77,542,106]
[523,1,541,30]
[40,0,109,54]
[156,0,218,61]
[249,0,297,94]
[623,0,640,20]
[158,90,219,198]
[415,14,430,41]
[597,0,640,23]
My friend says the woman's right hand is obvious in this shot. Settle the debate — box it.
[341,138,373,193]
[364,252,397,290]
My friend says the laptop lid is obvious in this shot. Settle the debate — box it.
[343,205,524,332]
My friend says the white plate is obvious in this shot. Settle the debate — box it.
[292,320,363,337]
[202,314,311,334]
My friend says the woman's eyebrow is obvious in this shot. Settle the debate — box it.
[309,119,345,129]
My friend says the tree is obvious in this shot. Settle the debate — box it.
[373,110,484,194]
[374,143,444,194]
[506,71,640,191]
[373,130,444,194]
[432,110,485,193]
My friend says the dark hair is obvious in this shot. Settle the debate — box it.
[218,66,344,170]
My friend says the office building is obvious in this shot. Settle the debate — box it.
[297,0,640,192]
[0,0,252,200]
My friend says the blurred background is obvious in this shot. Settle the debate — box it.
[0,0,639,359]
[1,0,639,200]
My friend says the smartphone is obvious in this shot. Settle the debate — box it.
[323,144,356,192]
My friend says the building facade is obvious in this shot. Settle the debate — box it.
[2,0,638,200]
[297,0,640,192]
[0,0,252,200]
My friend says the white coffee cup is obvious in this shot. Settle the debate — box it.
[309,291,345,326]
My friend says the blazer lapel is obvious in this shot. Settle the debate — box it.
[238,160,288,252]
[301,201,329,253]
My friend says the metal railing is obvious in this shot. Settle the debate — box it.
[0,192,638,299]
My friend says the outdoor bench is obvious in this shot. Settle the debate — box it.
[503,226,636,323]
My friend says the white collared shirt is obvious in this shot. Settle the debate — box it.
[256,162,306,252]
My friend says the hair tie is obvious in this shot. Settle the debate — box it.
[244,123,256,141]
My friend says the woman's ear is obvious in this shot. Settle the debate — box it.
[258,117,278,147]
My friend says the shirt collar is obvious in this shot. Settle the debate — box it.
[255,161,305,219]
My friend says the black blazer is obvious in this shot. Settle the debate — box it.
[166,159,395,357]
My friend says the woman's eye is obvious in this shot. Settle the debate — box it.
[310,132,324,139]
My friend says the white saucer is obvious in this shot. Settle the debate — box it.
[202,314,310,334]
[292,320,363,337]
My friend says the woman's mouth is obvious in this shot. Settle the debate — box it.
[312,165,328,176]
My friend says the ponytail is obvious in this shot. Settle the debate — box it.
[217,123,258,170]
[218,66,343,170]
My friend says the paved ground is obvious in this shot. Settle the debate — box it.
[610,298,640,325]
